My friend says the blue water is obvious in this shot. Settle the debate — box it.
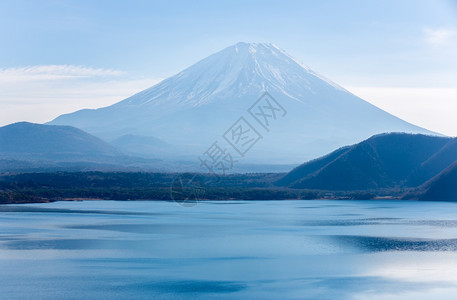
[1,200,457,299]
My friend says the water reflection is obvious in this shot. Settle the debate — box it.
[1,200,457,299]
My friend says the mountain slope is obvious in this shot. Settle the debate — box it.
[419,162,457,201]
[276,146,350,186]
[278,133,453,190]
[110,134,171,157]
[406,138,457,186]
[49,42,436,166]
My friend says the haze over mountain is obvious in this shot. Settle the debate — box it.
[0,122,122,159]
[0,122,151,171]
[49,42,435,166]
[278,133,456,191]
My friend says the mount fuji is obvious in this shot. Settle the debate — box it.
[49,42,435,169]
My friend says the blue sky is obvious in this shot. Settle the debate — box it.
[1,0,457,135]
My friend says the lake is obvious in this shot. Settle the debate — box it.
[1,200,457,299]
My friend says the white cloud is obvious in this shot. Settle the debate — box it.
[423,27,457,46]
[0,64,161,126]
[0,65,125,82]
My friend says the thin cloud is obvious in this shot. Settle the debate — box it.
[0,65,125,82]
[0,64,162,126]
[423,27,457,46]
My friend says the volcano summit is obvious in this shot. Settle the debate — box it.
[49,43,434,168]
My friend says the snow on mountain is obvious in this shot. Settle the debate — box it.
[49,42,436,167]
[111,42,347,109]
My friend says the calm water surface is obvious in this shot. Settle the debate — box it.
[1,200,457,299]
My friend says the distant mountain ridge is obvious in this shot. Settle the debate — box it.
[278,133,456,191]
[0,122,122,159]
[48,42,436,166]
[0,122,156,172]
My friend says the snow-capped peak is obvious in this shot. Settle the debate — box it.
[119,42,349,108]
[49,42,434,165]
